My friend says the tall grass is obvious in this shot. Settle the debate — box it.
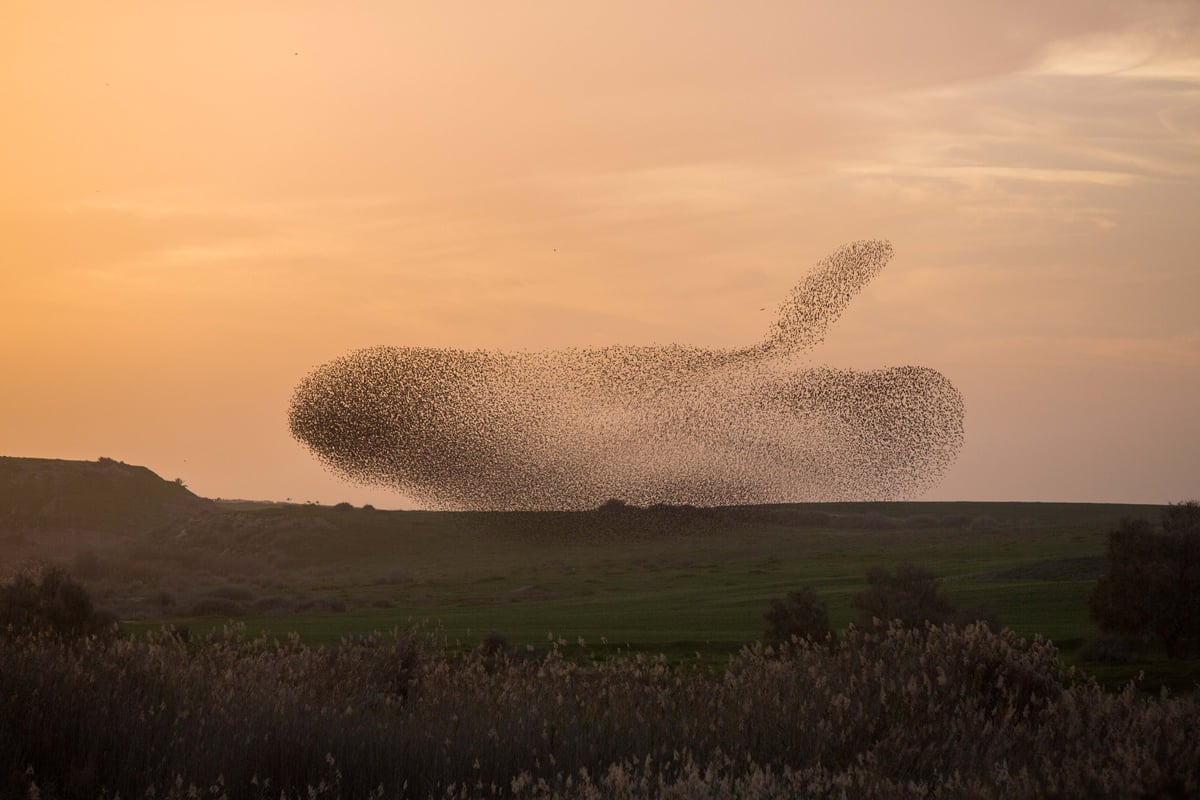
[2,623,1196,799]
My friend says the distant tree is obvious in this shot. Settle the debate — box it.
[852,562,956,628]
[1090,501,1200,659]
[0,567,114,639]
[764,585,833,644]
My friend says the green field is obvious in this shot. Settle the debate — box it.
[4,457,1191,691]
[99,499,1196,689]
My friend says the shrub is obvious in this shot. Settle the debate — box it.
[852,562,956,628]
[0,567,114,639]
[1090,501,1200,659]
[764,586,834,644]
[480,630,511,655]
[1,624,1197,799]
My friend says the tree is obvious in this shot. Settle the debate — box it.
[1090,501,1200,659]
[852,562,956,628]
[763,586,833,644]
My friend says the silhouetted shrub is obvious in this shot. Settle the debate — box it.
[0,567,114,639]
[1163,499,1200,533]
[1090,501,1200,659]
[852,562,956,628]
[480,630,511,655]
[333,501,355,511]
[764,586,834,644]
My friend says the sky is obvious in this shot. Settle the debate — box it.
[2,1,1197,508]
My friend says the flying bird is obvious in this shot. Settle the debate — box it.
[289,240,963,510]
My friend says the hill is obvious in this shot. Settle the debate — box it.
[0,456,210,533]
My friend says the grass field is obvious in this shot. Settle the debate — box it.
[102,499,1198,691]
[4,459,1190,692]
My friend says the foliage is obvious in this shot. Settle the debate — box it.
[851,562,956,628]
[763,586,833,644]
[1090,501,1200,659]
[0,567,114,639]
[2,624,1198,799]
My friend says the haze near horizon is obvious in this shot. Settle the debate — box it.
[2,2,1197,508]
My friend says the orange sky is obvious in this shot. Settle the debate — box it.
[2,1,1197,507]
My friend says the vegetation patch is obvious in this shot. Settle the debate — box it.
[3,622,1197,799]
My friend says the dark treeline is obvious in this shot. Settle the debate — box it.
[3,622,1197,799]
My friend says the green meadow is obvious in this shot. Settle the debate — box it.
[4,457,1192,689]
[106,499,1195,688]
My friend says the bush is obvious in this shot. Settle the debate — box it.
[480,630,511,655]
[764,586,834,644]
[852,562,956,628]
[1090,501,1200,659]
[0,567,114,639]
[1,624,1197,799]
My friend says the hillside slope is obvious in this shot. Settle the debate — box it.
[0,456,210,534]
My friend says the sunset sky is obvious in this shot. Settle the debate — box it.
[2,2,1197,508]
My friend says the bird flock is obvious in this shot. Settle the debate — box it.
[289,240,964,510]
